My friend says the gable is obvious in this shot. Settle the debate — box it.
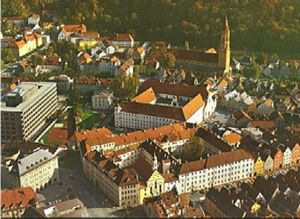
[147,170,164,184]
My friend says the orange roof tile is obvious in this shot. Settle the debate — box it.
[132,87,156,104]
[1,187,36,210]
[62,24,86,33]
[223,132,242,145]
[48,128,68,144]
[182,94,205,120]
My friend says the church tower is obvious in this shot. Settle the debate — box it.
[218,16,231,74]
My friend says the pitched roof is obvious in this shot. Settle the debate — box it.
[138,80,208,99]
[62,24,86,33]
[180,159,206,175]
[132,87,156,104]
[196,128,232,152]
[182,94,205,120]
[248,120,275,129]
[1,187,36,210]
[112,33,133,41]
[206,149,253,168]
[119,58,134,72]
[120,101,185,121]
[168,48,219,64]
[223,132,242,145]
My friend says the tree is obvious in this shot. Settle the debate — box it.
[112,73,140,101]
[256,52,268,65]
[31,54,43,66]
[180,136,205,162]
[1,48,16,64]
[243,63,261,79]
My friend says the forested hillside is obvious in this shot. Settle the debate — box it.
[2,0,300,57]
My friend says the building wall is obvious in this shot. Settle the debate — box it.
[291,144,300,165]
[119,184,139,208]
[79,40,99,50]
[264,156,274,172]
[82,157,121,207]
[139,171,165,204]
[273,150,283,170]
[282,148,291,167]
[254,157,265,175]
[92,95,113,110]
[1,207,26,218]
[20,156,59,191]
[1,83,58,142]
[177,158,254,195]
[114,108,179,130]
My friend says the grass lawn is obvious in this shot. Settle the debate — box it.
[79,111,102,129]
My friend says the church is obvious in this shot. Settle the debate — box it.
[167,17,231,74]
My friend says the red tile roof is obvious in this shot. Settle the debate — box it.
[180,159,206,175]
[112,33,133,42]
[48,128,68,144]
[248,121,275,129]
[168,48,219,63]
[223,132,242,145]
[80,123,196,154]
[1,187,36,210]
[138,80,209,99]
[206,149,253,168]
[132,87,156,104]
[62,24,86,33]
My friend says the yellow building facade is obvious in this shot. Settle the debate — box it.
[139,170,165,204]
[254,156,265,176]
[79,40,99,50]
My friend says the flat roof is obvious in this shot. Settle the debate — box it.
[1,82,56,112]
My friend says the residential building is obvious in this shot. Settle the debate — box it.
[258,98,275,118]
[48,75,73,94]
[91,89,113,110]
[28,13,40,25]
[177,149,254,194]
[205,188,245,218]
[74,76,102,95]
[111,33,134,48]
[1,148,59,192]
[78,32,100,50]
[58,24,87,41]
[29,198,89,217]
[98,56,121,75]
[1,82,58,142]
[115,80,217,129]
[75,123,196,154]
[144,188,205,218]
[115,58,134,76]
[254,156,265,176]
[291,143,300,166]
[196,128,232,154]
[1,187,36,218]
[82,151,140,208]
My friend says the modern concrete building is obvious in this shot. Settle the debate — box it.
[1,82,58,142]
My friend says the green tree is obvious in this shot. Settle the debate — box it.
[1,48,16,64]
[112,73,140,101]
[256,52,268,65]
[31,54,43,66]
[180,136,205,162]
[243,63,261,79]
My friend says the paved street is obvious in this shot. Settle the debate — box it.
[40,151,145,217]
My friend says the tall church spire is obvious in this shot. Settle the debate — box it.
[218,16,231,74]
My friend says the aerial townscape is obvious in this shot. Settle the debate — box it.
[1,0,300,218]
